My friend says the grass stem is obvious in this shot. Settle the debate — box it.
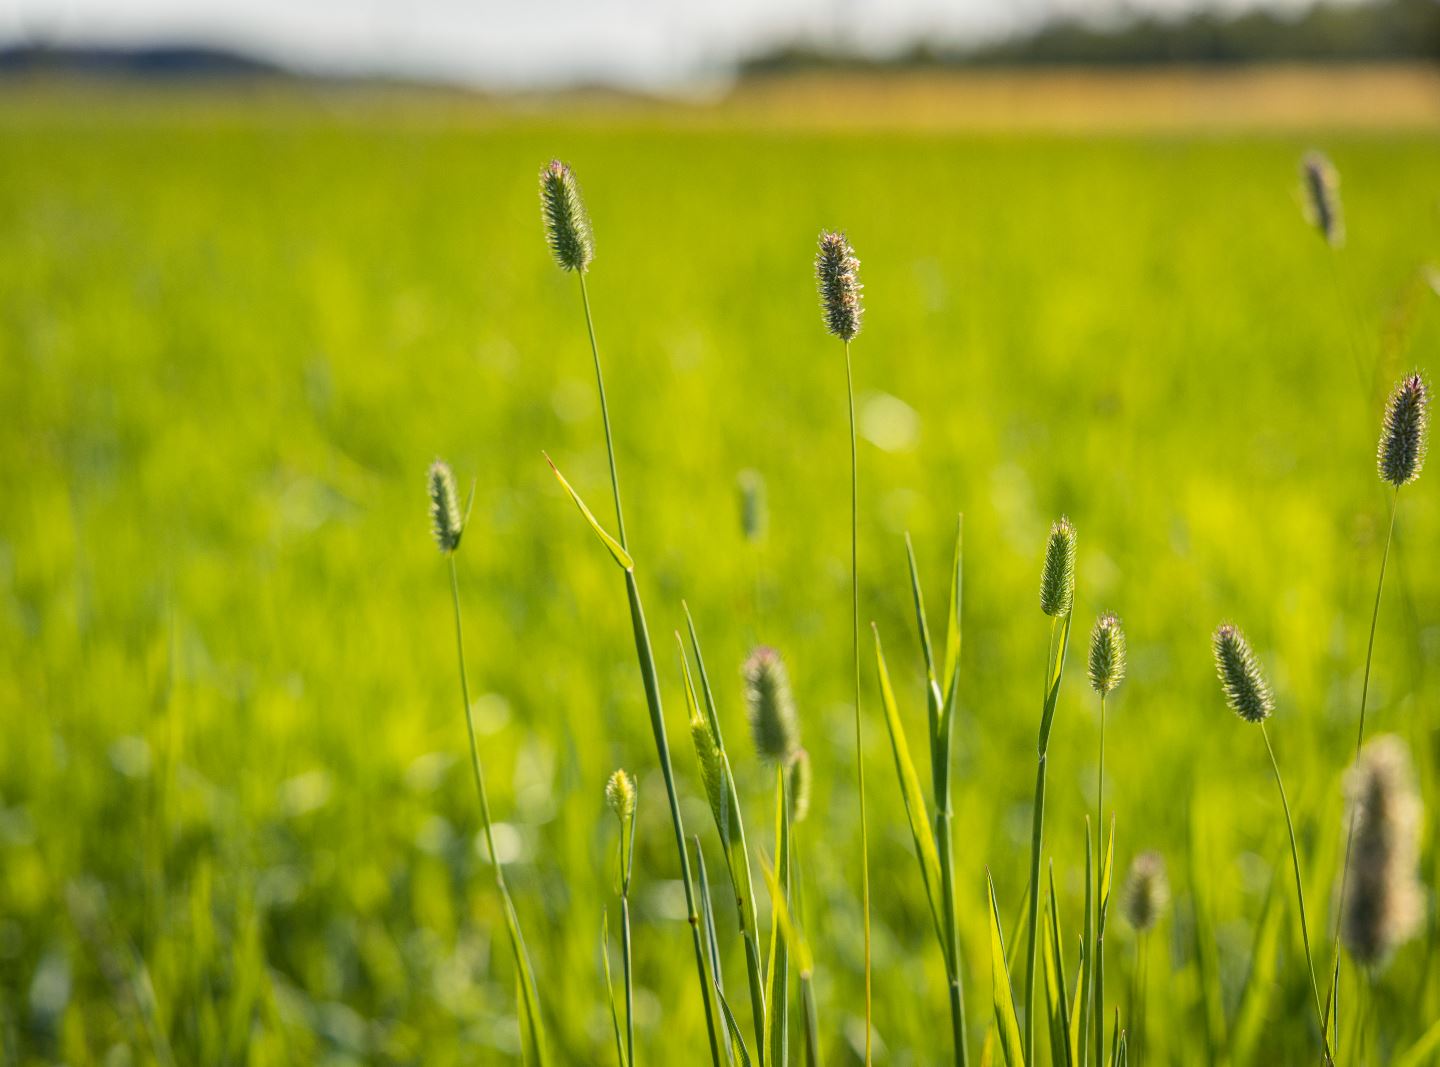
[844,340,874,1065]
[1260,723,1332,1065]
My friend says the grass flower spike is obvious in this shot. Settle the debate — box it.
[1088,613,1126,696]
[428,460,463,554]
[1212,624,1273,723]
[816,231,862,341]
[606,768,636,825]
[1040,517,1077,617]
[1122,852,1169,933]
[743,645,800,766]
[540,160,594,272]
[1300,150,1344,249]
[1377,373,1429,487]
[1341,735,1423,967]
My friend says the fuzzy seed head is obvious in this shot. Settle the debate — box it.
[1122,851,1169,933]
[1342,735,1423,967]
[689,714,728,831]
[1211,624,1273,724]
[816,231,863,342]
[1040,517,1077,617]
[743,645,800,765]
[1300,151,1344,249]
[1088,613,1126,696]
[788,748,812,824]
[1377,373,1429,487]
[737,468,768,543]
[540,160,594,272]
[428,460,463,554]
[605,768,636,824]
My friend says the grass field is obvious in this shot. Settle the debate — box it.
[2,81,1439,1064]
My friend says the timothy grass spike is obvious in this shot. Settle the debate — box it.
[1121,852,1169,933]
[816,231,862,342]
[744,646,800,766]
[1300,150,1344,249]
[1377,373,1429,487]
[428,459,464,554]
[540,160,594,272]
[1341,735,1423,967]
[1087,614,1125,696]
[1040,517,1077,617]
[1211,624,1273,723]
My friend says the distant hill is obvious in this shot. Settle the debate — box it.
[744,0,1440,73]
[0,44,289,79]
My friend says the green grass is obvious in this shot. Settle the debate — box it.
[2,88,1439,1064]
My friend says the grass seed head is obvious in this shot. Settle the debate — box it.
[1342,735,1423,967]
[743,645,800,765]
[540,160,594,272]
[1040,516,1077,617]
[428,459,463,554]
[1122,851,1169,932]
[788,748,811,823]
[1211,623,1273,723]
[1088,612,1126,696]
[1377,373,1429,487]
[737,468,768,543]
[1300,150,1344,249]
[816,231,862,342]
[605,768,636,824]
[689,713,728,830]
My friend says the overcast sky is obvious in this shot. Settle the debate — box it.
[1,0,1332,90]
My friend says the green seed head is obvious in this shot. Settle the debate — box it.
[540,160,594,273]
[1377,373,1429,487]
[788,748,811,824]
[1342,735,1423,967]
[743,645,800,765]
[428,459,463,554]
[1122,851,1169,933]
[1039,517,1077,617]
[689,713,727,831]
[605,768,636,824]
[1300,150,1344,249]
[816,231,862,342]
[1212,624,1273,724]
[1088,612,1126,696]
[737,468,768,543]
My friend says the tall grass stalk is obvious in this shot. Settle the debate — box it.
[544,161,722,1065]
[1260,725,1331,1064]
[604,770,638,1067]
[1026,518,1077,1065]
[1328,372,1427,1046]
[816,230,872,1063]
[434,460,547,1063]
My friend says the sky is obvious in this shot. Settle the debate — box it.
[0,0,1334,90]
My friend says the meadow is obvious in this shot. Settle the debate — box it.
[2,83,1439,1065]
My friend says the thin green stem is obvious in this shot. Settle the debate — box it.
[1027,612,1070,1066]
[577,271,627,547]
[621,895,635,1067]
[1091,694,1107,1067]
[845,339,873,1065]
[575,272,722,1066]
[1326,486,1399,1048]
[1261,723,1333,1065]
[449,556,502,886]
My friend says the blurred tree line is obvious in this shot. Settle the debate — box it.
[744,0,1439,72]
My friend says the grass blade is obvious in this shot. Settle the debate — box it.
[1092,816,1114,1067]
[872,624,944,944]
[1043,863,1073,1067]
[987,870,1027,1067]
[543,453,635,571]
